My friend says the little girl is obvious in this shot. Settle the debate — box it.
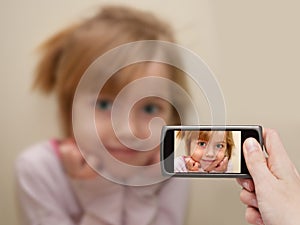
[15,6,190,225]
[174,130,235,173]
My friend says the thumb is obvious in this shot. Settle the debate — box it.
[243,138,273,184]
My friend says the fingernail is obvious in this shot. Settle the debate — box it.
[242,181,250,191]
[245,138,259,153]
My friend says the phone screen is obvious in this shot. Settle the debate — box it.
[161,126,262,178]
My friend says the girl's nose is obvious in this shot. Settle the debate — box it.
[205,145,215,158]
[111,108,145,148]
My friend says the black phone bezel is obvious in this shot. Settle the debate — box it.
[160,125,263,178]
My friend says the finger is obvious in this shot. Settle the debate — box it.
[243,138,273,185]
[60,144,75,175]
[214,156,228,172]
[76,154,99,179]
[60,143,83,177]
[205,151,225,172]
[184,156,191,164]
[236,178,255,192]
[219,156,228,170]
[245,206,264,225]
[240,189,258,208]
[187,159,200,171]
[68,148,84,177]
[77,163,98,179]
[69,150,98,179]
[191,149,203,162]
[185,158,193,170]
[263,128,296,180]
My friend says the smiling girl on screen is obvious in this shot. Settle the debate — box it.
[174,130,235,173]
[15,6,190,225]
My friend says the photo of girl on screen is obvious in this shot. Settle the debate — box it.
[174,130,241,173]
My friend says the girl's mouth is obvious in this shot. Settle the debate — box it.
[201,159,215,163]
[200,159,216,170]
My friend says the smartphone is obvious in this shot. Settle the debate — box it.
[160,125,263,178]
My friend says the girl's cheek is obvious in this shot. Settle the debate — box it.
[191,148,203,162]
[216,150,225,161]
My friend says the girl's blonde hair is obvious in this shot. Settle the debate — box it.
[33,6,188,136]
[177,131,235,160]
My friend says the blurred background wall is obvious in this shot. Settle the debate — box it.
[1,1,299,224]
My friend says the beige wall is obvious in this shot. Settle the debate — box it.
[1,1,299,224]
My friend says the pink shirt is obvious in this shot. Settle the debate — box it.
[15,140,189,225]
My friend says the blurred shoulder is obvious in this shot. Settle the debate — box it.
[15,140,61,176]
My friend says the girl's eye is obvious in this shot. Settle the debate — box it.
[143,104,160,115]
[216,143,224,149]
[96,99,112,111]
[197,141,207,148]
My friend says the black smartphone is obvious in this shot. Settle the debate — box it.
[160,125,263,178]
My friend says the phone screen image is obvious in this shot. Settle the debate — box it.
[161,126,263,178]
[174,130,241,174]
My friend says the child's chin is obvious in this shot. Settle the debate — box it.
[201,161,214,171]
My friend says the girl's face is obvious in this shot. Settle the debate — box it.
[94,63,173,166]
[190,131,227,170]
